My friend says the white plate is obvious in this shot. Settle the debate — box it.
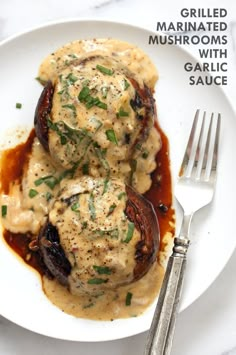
[0,19,235,342]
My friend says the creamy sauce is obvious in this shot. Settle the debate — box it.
[0,38,174,321]
[39,38,158,88]
[43,262,164,320]
[38,39,160,194]
[50,177,140,294]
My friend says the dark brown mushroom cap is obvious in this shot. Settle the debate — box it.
[34,80,54,151]
[38,221,71,286]
[125,185,159,281]
[34,73,155,159]
[38,185,159,289]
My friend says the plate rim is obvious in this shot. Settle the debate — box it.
[0,17,236,342]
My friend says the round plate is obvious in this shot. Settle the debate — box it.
[0,19,235,342]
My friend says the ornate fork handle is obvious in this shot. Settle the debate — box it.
[144,234,190,355]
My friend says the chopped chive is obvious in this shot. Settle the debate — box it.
[16,103,22,109]
[124,79,130,90]
[93,265,112,275]
[29,189,39,198]
[118,192,126,200]
[123,222,135,243]
[117,107,129,117]
[125,292,133,306]
[71,202,80,212]
[88,193,96,221]
[96,64,113,76]
[105,129,118,145]
[82,162,89,175]
[87,278,108,285]
[1,205,7,217]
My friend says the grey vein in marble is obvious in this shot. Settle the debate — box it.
[93,0,123,10]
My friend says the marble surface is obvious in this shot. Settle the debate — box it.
[0,0,236,354]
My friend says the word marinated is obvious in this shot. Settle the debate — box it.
[149,8,228,86]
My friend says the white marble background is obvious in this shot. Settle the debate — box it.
[0,0,236,354]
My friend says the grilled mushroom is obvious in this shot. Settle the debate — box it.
[34,56,155,174]
[37,177,159,295]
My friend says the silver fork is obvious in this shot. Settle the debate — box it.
[144,110,221,355]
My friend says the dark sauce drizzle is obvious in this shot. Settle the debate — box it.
[1,124,174,275]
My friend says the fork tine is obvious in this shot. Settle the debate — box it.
[192,111,206,178]
[179,109,199,177]
[209,113,221,180]
[200,113,213,180]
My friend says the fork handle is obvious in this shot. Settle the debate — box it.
[144,236,190,355]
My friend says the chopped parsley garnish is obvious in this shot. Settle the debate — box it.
[125,292,133,306]
[107,203,117,216]
[82,162,89,175]
[135,143,142,151]
[142,149,149,159]
[109,228,119,239]
[35,76,47,85]
[96,64,113,76]
[1,205,7,217]
[87,278,108,285]
[78,86,107,110]
[118,192,126,200]
[81,221,88,229]
[45,192,53,201]
[62,104,77,117]
[68,53,78,59]
[16,103,22,109]
[71,203,80,213]
[123,222,135,243]
[105,129,118,145]
[116,107,129,117]
[124,79,130,90]
[47,118,92,148]
[29,189,39,198]
[103,179,109,194]
[93,145,110,195]
[34,175,59,190]
[78,86,90,101]
[93,265,112,275]
[96,101,107,110]
[88,193,96,221]
[66,72,78,84]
